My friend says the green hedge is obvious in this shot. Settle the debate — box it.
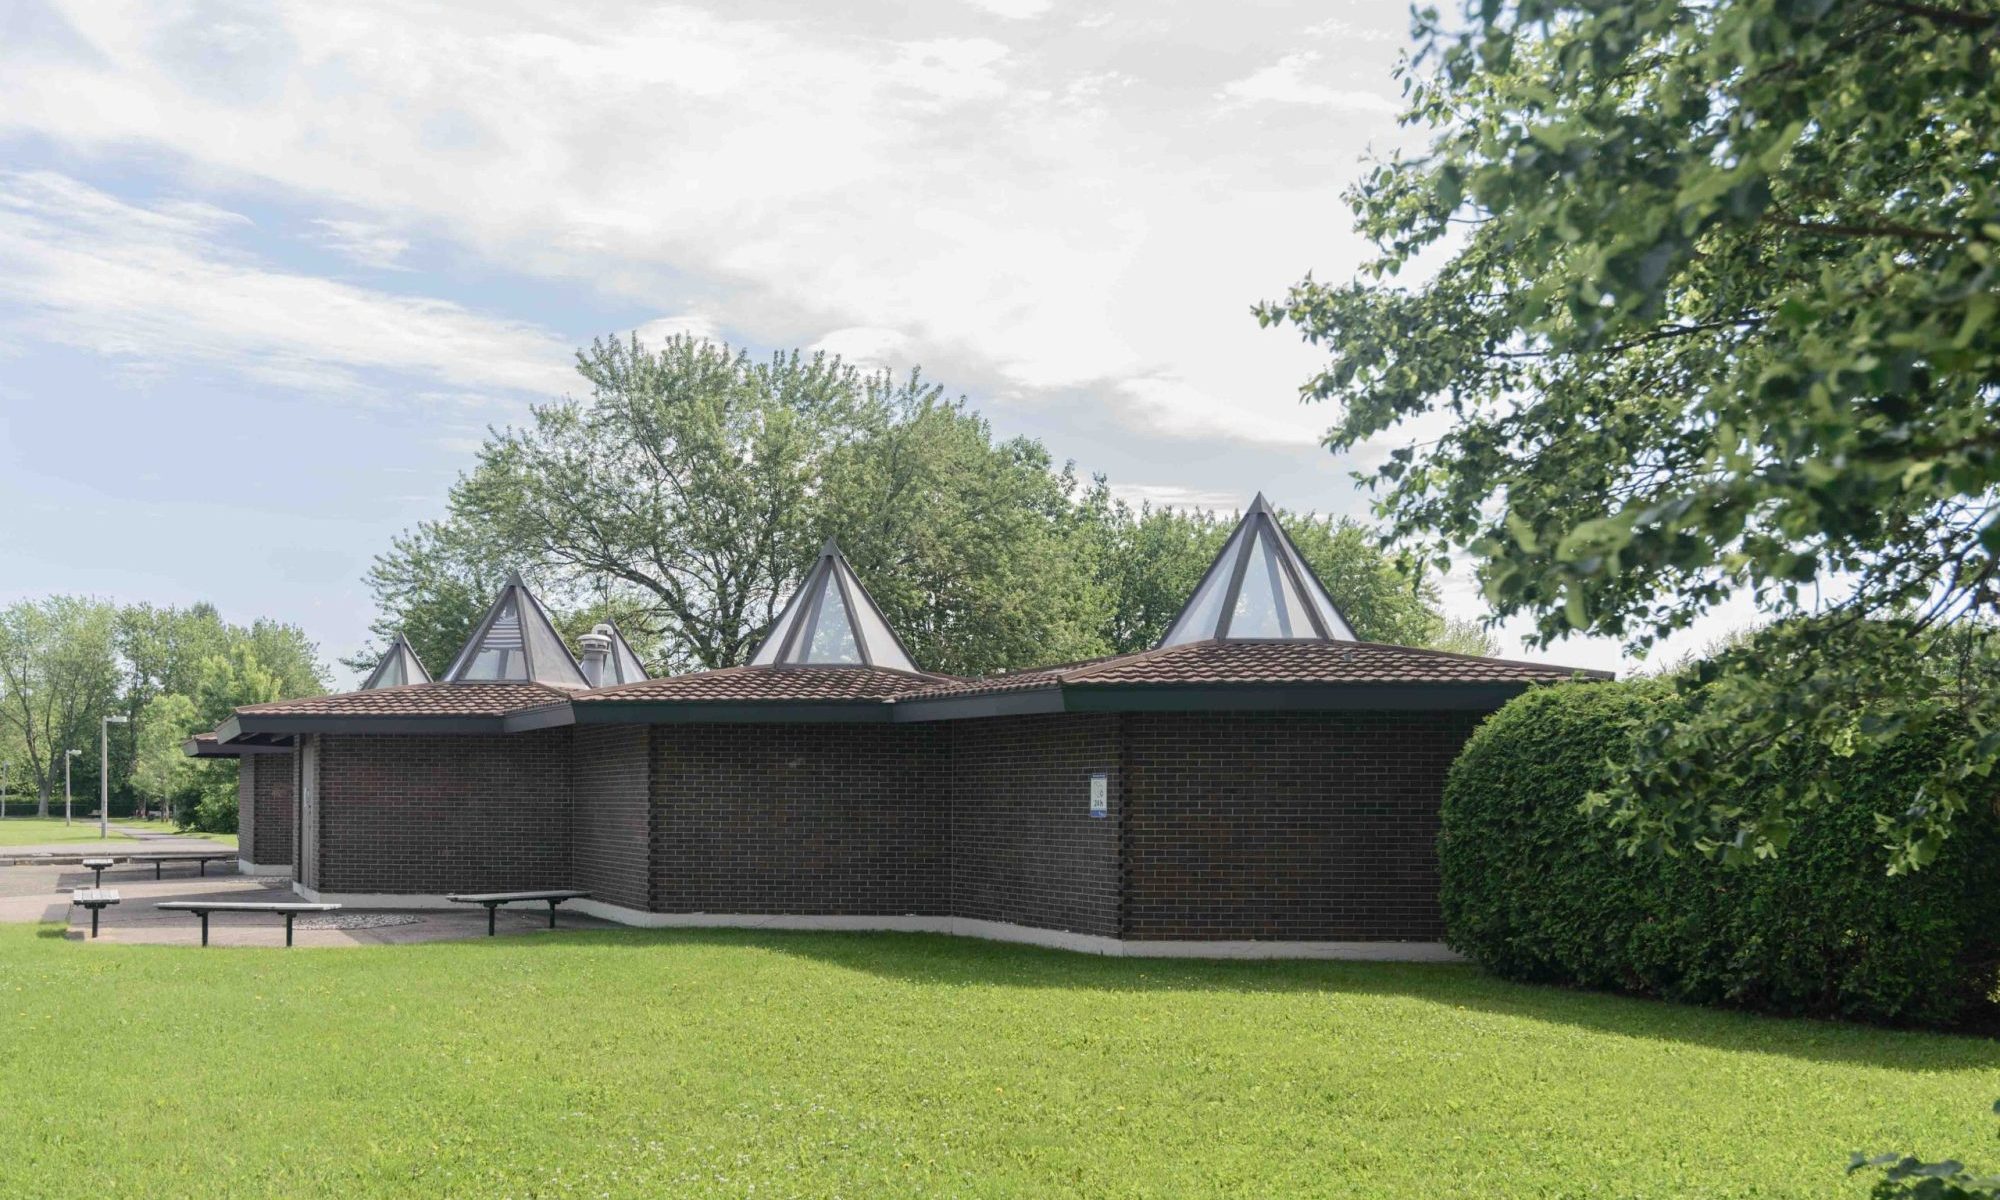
[1440,682,2000,1026]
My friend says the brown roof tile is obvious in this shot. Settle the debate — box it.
[903,640,1607,697]
[233,682,574,719]
[577,665,955,704]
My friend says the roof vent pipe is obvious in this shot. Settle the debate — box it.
[578,626,613,687]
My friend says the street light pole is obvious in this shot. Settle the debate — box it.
[64,749,81,826]
[101,714,129,839]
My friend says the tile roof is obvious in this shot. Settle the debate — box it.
[232,682,575,719]
[902,640,1607,697]
[576,665,955,704]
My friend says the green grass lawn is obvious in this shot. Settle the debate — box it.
[0,817,132,847]
[0,925,1995,1198]
[0,817,236,848]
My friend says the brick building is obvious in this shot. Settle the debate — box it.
[209,497,1605,958]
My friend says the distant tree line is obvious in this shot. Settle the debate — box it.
[353,334,1492,678]
[0,600,325,829]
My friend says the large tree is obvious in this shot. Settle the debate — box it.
[1261,0,1999,868]
[369,336,1112,677]
[0,597,120,815]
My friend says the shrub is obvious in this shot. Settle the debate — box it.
[1440,682,2000,1026]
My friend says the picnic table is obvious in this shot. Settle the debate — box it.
[445,890,590,935]
[71,889,119,938]
[131,852,236,880]
[81,857,114,888]
[154,900,339,947]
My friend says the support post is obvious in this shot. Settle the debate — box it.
[199,911,209,947]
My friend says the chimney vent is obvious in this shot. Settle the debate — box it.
[578,625,613,687]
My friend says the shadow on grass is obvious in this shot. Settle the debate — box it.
[523,924,2000,1073]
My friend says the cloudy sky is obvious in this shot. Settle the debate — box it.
[0,0,1748,681]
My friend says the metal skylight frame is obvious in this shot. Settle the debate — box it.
[443,573,590,688]
[1157,493,1358,647]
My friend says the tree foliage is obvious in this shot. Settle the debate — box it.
[1261,0,2000,869]
[359,336,1488,677]
[0,597,119,814]
[0,598,324,825]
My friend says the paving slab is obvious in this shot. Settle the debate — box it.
[1,860,611,946]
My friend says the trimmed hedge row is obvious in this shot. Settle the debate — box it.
[1440,682,2000,1026]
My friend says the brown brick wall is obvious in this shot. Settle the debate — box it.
[947,714,1122,938]
[1121,711,1484,941]
[571,725,651,910]
[312,730,572,894]
[650,724,948,915]
[237,751,295,867]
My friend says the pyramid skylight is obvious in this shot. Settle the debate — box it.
[443,574,590,688]
[748,540,919,673]
[360,634,433,690]
[580,622,650,687]
[1159,494,1357,647]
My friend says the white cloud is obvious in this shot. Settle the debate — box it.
[1218,51,1398,113]
[1105,482,1243,512]
[310,217,412,270]
[0,0,1413,453]
[0,170,572,400]
[810,326,913,372]
[634,313,722,347]
[966,0,1054,18]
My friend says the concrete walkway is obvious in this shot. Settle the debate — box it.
[0,823,237,863]
[0,860,612,947]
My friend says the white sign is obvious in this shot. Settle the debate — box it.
[1089,771,1108,818]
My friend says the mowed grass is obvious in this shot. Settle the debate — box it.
[1,924,1995,1199]
[0,817,236,848]
[0,817,131,847]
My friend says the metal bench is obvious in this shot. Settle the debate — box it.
[130,852,236,880]
[154,901,340,947]
[81,857,115,888]
[445,890,590,935]
[71,889,119,938]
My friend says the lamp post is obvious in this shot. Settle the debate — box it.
[101,714,129,839]
[64,749,82,826]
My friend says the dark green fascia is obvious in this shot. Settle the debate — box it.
[890,688,1065,723]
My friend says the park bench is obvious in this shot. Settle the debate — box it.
[81,857,114,888]
[130,852,236,880]
[154,901,340,947]
[70,889,119,938]
[445,890,590,936]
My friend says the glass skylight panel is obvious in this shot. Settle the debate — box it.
[840,560,919,673]
[806,585,863,663]
[444,576,589,687]
[1226,531,1292,638]
[1160,529,1243,647]
[1154,495,1359,647]
[607,627,649,684]
[746,541,922,671]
